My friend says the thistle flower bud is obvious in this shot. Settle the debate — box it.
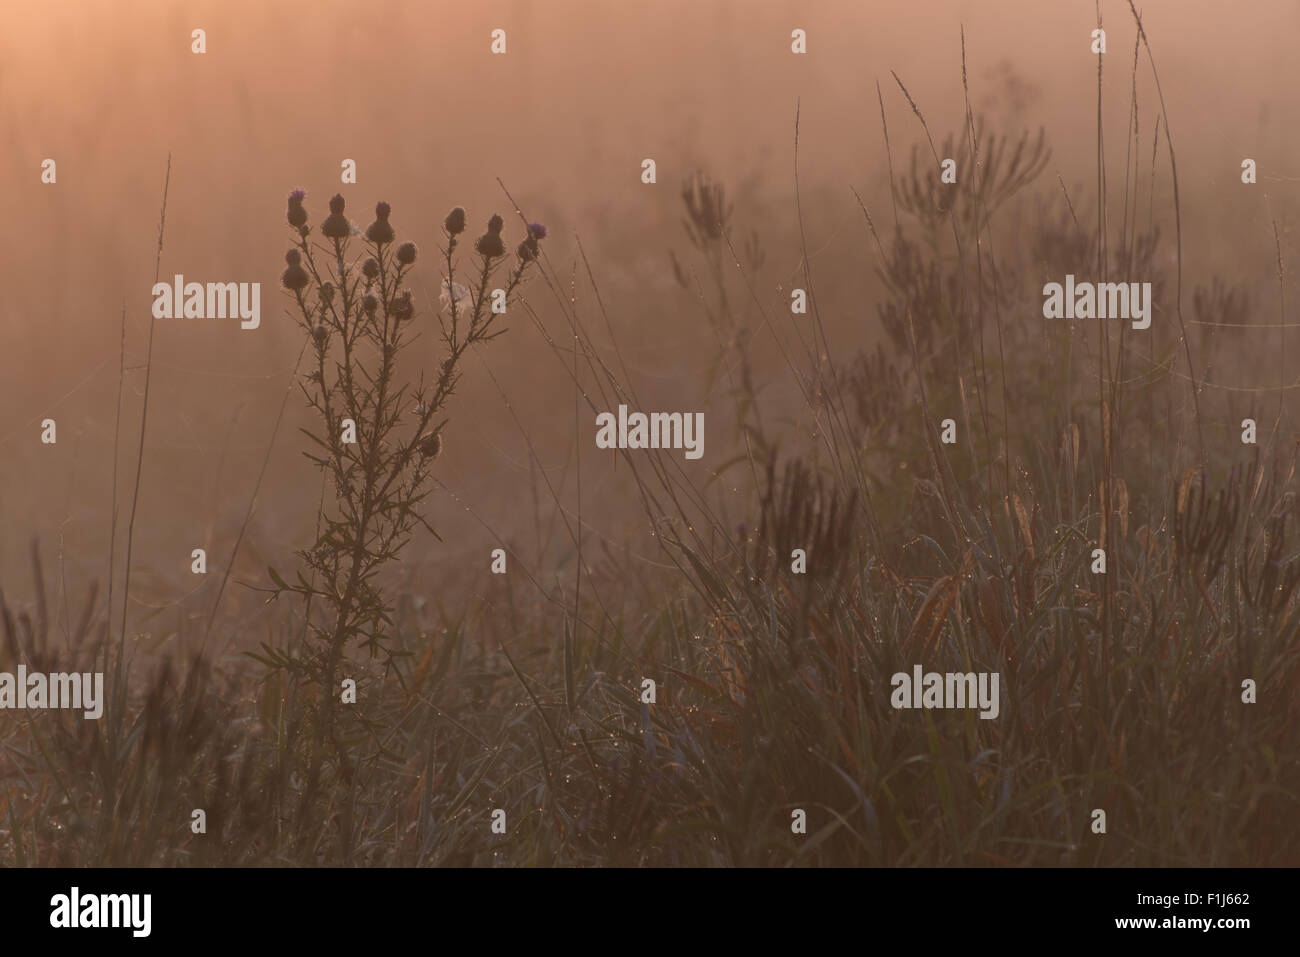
[476,231,505,258]
[396,242,417,266]
[282,254,310,291]
[322,194,352,239]
[444,206,466,236]
[320,282,335,305]
[362,294,378,316]
[312,324,329,347]
[527,222,547,240]
[366,201,395,244]
[516,237,538,262]
[487,214,504,234]
[287,189,308,229]
[362,257,380,280]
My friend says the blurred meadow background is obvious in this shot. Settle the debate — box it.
[1,0,1298,865]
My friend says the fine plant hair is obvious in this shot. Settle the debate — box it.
[260,193,544,777]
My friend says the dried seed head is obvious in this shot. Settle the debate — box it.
[396,241,418,266]
[329,194,346,214]
[285,248,302,267]
[487,214,504,234]
[445,206,467,236]
[320,282,335,304]
[312,324,329,347]
[362,257,380,280]
[362,294,378,316]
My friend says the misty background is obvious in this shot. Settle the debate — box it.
[2,0,1297,648]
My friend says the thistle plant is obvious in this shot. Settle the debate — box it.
[268,190,544,760]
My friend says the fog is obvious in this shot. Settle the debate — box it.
[2,0,1296,639]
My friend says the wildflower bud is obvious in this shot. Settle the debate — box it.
[396,242,417,266]
[362,294,378,316]
[285,248,302,266]
[282,258,310,292]
[287,189,308,229]
[419,433,443,458]
[444,206,466,235]
[362,257,380,280]
[527,222,547,240]
[322,194,352,239]
[476,231,506,258]
[487,214,504,234]
[366,201,396,244]
[312,324,329,347]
